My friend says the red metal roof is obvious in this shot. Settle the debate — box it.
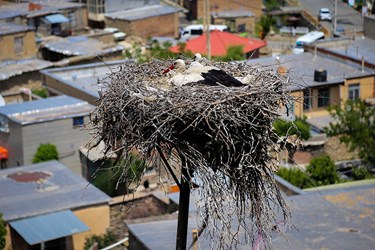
[170,31,267,57]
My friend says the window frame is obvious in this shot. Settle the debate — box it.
[317,87,330,108]
[348,83,360,101]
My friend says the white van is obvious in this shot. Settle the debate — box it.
[180,24,228,39]
[292,31,325,54]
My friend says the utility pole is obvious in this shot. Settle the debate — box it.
[204,0,211,59]
[333,0,337,37]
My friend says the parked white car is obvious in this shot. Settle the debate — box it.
[104,27,126,41]
[319,8,332,21]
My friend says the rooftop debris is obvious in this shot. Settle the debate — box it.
[86,57,294,249]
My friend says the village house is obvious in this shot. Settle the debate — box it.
[211,9,255,34]
[0,160,111,250]
[104,4,182,39]
[182,0,262,21]
[0,22,53,93]
[0,95,95,174]
[0,1,88,37]
[169,30,266,58]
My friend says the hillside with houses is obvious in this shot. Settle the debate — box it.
[0,0,375,249]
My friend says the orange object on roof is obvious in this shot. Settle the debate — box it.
[0,146,8,159]
[169,30,267,57]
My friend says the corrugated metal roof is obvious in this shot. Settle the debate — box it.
[42,13,69,24]
[0,58,53,81]
[0,95,94,125]
[41,60,128,100]
[40,35,124,56]
[105,4,182,21]
[9,210,89,245]
[0,22,30,36]
[0,160,110,221]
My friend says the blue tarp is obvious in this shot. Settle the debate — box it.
[9,210,89,245]
[44,14,69,24]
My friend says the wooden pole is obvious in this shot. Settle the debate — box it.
[175,158,191,250]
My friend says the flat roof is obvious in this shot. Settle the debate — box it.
[40,35,124,56]
[0,22,30,36]
[317,37,375,66]
[248,52,374,91]
[0,58,53,81]
[0,1,85,20]
[0,160,110,221]
[105,4,182,21]
[0,95,95,125]
[41,60,129,100]
[128,182,375,249]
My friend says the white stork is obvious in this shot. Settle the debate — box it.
[163,58,245,87]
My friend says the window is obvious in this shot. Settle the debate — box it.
[348,84,360,101]
[303,88,312,110]
[318,87,330,107]
[73,116,84,127]
[14,36,24,55]
[68,12,76,27]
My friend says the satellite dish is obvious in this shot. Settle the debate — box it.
[0,95,5,106]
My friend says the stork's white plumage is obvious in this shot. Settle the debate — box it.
[163,58,245,87]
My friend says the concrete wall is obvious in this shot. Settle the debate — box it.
[73,204,110,250]
[106,12,179,39]
[42,73,98,105]
[21,117,91,175]
[364,15,375,40]
[212,15,255,34]
[0,30,36,61]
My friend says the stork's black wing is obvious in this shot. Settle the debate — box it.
[199,69,244,87]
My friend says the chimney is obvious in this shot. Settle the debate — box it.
[314,69,327,82]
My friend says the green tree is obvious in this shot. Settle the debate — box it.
[84,230,116,250]
[0,213,6,250]
[255,15,276,39]
[325,100,375,165]
[305,155,339,186]
[219,45,246,62]
[32,143,59,163]
[273,116,311,140]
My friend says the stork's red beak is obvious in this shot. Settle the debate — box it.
[162,64,175,74]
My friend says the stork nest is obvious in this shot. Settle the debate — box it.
[87,58,293,249]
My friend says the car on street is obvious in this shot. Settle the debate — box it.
[319,8,332,21]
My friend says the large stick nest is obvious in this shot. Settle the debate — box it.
[87,58,293,249]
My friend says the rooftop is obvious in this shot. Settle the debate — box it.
[0,160,110,221]
[0,58,53,81]
[0,95,95,125]
[249,52,374,91]
[316,37,375,66]
[40,35,124,57]
[0,1,85,20]
[127,182,375,249]
[0,22,30,36]
[41,60,128,100]
[211,10,254,18]
[105,4,182,21]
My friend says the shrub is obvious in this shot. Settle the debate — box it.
[32,143,59,163]
[273,116,311,140]
[276,167,308,188]
[351,166,373,180]
[84,230,116,250]
[305,155,338,186]
[32,88,48,98]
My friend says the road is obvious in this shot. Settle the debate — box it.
[298,0,364,35]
